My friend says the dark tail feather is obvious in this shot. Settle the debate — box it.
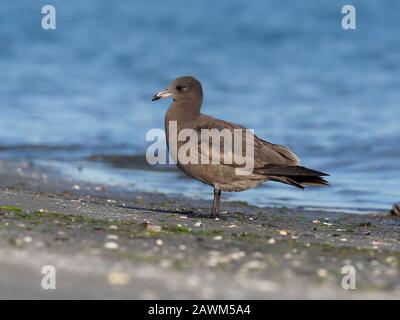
[269,176,306,189]
[269,175,329,189]
[289,175,329,187]
[255,165,329,177]
[258,165,329,189]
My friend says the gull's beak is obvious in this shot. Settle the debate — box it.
[152,90,174,101]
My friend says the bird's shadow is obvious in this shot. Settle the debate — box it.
[119,204,209,219]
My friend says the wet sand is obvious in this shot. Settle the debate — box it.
[0,160,399,299]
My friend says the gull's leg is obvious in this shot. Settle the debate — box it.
[210,188,221,218]
[210,189,217,218]
[215,189,221,217]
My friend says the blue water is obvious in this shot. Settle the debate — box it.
[1,0,399,212]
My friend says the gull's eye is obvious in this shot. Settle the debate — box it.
[176,85,187,92]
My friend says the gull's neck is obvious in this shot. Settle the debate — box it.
[166,101,201,123]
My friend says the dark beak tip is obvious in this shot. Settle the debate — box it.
[152,95,160,102]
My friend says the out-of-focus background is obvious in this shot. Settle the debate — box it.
[1,0,399,212]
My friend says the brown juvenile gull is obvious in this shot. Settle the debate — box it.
[152,76,329,218]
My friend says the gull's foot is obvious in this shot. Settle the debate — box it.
[209,212,220,219]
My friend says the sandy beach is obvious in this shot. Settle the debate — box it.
[0,159,399,299]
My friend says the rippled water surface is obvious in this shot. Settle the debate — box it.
[1,0,399,212]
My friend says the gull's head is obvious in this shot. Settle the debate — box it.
[152,76,203,105]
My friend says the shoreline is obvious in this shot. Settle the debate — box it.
[0,159,399,299]
[2,156,392,214]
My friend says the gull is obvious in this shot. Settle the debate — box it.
[152,76,329,218]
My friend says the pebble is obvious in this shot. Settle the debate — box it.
[104,242,119,250]
[159,260,172,268]
[230,251,246,260]
[278,230,289,236]
[23,236,32,243]
[267,238,276,244]
[106,234,119,240]
[241,260,265,270]
[252,251,263,258]
[107,271,130,286]
[213,235,223,241]
[147,225,162,232]
[72,184,80,190]
[385,256,396,264]
[194,221,203,227]
[109,225,118,230]
[317,269,328,278]
[156,239,164,246]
